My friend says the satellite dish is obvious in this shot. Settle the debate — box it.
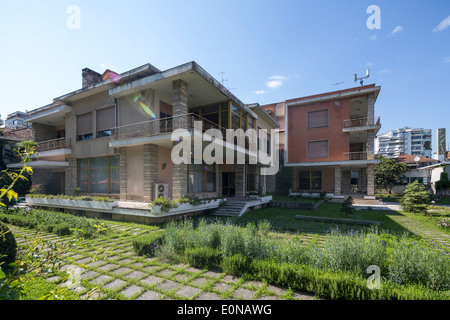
[414,156,420,162]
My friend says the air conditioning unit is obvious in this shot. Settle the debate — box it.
[154,183,169,199]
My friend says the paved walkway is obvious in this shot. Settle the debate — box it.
[10,224,318,301]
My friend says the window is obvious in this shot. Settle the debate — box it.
[307,140,328,159]
[298,171,322,191]
[77,112,93,141]
[77,155,120,194]
[307,109,328,129]
[96,106,115,138]
[188,164,216,193]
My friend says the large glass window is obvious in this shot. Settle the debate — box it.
[298,171,322,191]
[77,155,120,194]
[188,164,216,193]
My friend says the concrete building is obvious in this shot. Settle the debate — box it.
[263,84,382,199]
[376,127,432,158]
[8,62,278,216]
[434,128,446,162]
[4,111,31,130]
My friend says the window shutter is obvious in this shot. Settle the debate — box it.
[96,106,115,132]
[307,140,328,159]
[308,110,328,128]
[77,112,93,136]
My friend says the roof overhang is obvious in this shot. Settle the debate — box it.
[7,160,69,169]
[247,103,279,128]
[108,61,258,119]
[53,63,161,104]
[25,104,72,126]
[286,85,381,107]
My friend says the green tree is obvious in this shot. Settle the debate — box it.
[401,180,430,214]
[374,156,408,194]
[435,165,450,190]
[279,165,294,196]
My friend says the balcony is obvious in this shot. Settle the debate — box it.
[34,137,71,159]
[37,137,70,152]
[343,151,375,161]
[342,116,381,133]
[111,113,228,139]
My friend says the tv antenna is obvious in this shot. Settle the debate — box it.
[218,71,236,91]
[332,81,344,89]
[354,69,370,86]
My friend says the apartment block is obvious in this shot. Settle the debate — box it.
[264,84,381,199]
[376,127,432,158]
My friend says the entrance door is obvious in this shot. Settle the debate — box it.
[222,172,235,197]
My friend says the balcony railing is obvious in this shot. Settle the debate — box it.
[37,137,70,152]
[343,116,380,129]
[110,113,228,141]
[343,151,375,161]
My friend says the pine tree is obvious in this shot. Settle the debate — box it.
[401,180,430,214]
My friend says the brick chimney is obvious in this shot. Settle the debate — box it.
[82,68,102,88]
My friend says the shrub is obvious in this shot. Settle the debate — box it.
[341,196,355,217]
[401,180,430,214]
[150,196,179,213]
[132,231,165,256]
[0,222,17,271]
[184,246,221,268]
[221,253,249,276]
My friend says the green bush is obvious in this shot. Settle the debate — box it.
[184,246,221,268]
[132,231,165,256]
[401,180,430,214]
[221,253,249,276]
[0,222,17,271]
[0,208,104,238]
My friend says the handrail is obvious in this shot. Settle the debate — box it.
[343,151,375,161]
[36,137,70,152]
[343,116,380,128]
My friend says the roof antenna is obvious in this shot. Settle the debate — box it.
[354,69,370,86]
[332,81,344,89]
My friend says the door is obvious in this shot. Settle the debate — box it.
[222,172,235,197]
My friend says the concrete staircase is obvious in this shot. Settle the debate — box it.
[212,199,250,217]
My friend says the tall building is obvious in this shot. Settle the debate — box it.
[435,128,446,162]
[376,127,432,158]
[4,111,31,129]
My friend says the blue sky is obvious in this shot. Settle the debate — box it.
[1,0,449,152]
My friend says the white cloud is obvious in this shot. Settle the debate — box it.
[378,69,391,75]
[366,62,373,67]
[266,75,286,89]
[369,34,377,41]
[387,26,404,37]
[433,16,450,32]
[444,57,450,63]
[253,90,268,95]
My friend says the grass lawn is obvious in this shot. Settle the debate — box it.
[232,202,408,235]
[271,194,321,203]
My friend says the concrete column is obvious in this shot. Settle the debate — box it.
[367,93,375,124]
[334,166,341,196]
[367,130,375,159]
[172,79,189,130]
[367,164,375,196]
[65,159,77,195]
[217,164,222,197]
[143,144,158,202]
[119,148,127,201]
[235,164,246,198]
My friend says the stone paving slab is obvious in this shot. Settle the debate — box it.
[232,287,256,299]
[136,290,163,300]
[195,292,222,300]
[175,285,202,298]
[104,279,127,290]
[140,275,163,286]
[125,270,146,280]
[119,285,144,298]
[156,280,181,291]
[91,275,113,285]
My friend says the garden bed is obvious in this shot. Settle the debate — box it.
[26,196,118,212]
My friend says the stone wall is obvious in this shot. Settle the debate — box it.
[32,123,57,142]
